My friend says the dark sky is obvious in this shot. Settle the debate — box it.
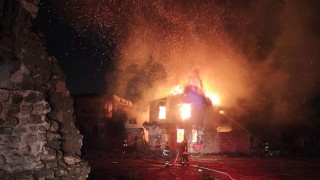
[33,0,320,127]
[34,2,117,94]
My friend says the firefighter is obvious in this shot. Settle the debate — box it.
[181,146,189,166]
[180,139,189,166]
[264,142,270,156]
[122,139,128,157]
[163,143,170,167]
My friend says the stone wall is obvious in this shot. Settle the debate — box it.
[0,89,50,172]
[0,0,90,179]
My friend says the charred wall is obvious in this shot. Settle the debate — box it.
[73,94,127,152]
[0,0,89,179]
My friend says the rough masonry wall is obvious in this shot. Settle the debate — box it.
[0,0,90,179]
[0,89,50,172]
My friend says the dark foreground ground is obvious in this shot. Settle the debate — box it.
[85,152,320,180]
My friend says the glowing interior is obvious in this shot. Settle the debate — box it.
[179,103,191,120]
[191,129,197,142]
[177,129,184,142]
[159,106,166,119]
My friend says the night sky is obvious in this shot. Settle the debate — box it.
[33,0,320,128]
[34,3,117,94]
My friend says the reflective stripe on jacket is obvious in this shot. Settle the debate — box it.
[163,149,170,156]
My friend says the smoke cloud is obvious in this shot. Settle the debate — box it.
[51,0,320,126]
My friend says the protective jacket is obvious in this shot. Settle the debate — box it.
[163,145,170,167]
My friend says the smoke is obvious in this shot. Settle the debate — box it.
[241,0,320,125]
[113,0,254,107]
[51,0,320,125]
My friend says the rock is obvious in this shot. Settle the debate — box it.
[45,161,57,169]
[0,154,6,165]
[45,170,54,179]
[0,119,4,125]
[0,90,10,102]
[55,168,68,176]
[63,155,81,165]
[11,94,23,104]
[29,114,42,124]
[24,92,38,103]
[47,132,61,141]
[21,0,39,18]
[4,117,19,127]
[5,106,20,117]
[0,127,13,134]
[20,105,33,115]
[10,63,30,84]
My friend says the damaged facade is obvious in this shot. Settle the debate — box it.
[74,94,146,153]
[0,0,89,179]
[144,86,251,154]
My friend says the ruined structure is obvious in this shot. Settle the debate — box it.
[74,94,132,151]
[0,0,90,179]
[74,94,146,154]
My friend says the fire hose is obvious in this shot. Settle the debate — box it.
[190,164,236,180]
[128,138,235,179]
[171,151,235,180]
[173,151,180,166]
[124,137,236,179]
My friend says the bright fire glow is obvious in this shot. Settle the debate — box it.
[179,103,191,120]
[177,129,184,142]
[169,83,221,106]
[217,125,232,132]
[159,106,166,119]
[205,92,221,105]
[191,129,197,142]
[170,85,184,95]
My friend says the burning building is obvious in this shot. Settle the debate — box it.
[144,84,251,154]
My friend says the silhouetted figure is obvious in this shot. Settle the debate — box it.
[122,140,128,157]
[179,139,188,165]
[264,143,270,156]
[181,146,189,166]
[163,143,170,167]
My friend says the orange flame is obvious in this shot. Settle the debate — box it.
[158,106,166,119]
[169,84,221,106]
[179,103,191,120]
[205,92,220,106]
[170,85,184,95]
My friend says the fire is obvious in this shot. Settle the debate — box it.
[170,85,184,95]
[169,84,221,106]
[179,103,191,120]
[159,106,166,119]
[169,70,221,106]
[205,92,220,106]
[177,129,185,142]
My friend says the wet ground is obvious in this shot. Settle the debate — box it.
[85,152,320,180]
